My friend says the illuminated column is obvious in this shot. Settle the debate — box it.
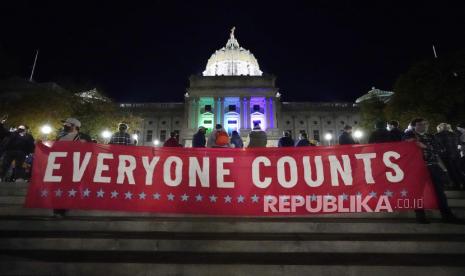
[246,97,251,129]
[193,98,199,128]
[263,97,268,130]
[242,97,248,129]
[218,97,223,126]
[269,98,276,128]
[213,97,218,126]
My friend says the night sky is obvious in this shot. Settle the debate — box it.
[1,1,464,103]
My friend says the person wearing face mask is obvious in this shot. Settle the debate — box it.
[57,118,91,142]
[54,118,90,218]
[403,118,461,224]
[0,125,35,182]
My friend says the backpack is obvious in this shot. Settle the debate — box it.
[215,130,229,146]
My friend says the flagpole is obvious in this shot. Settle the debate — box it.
[29,49,39,82]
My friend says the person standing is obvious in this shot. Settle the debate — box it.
[248,122,267,148]
[278,131,294,147]
[163,132,183,147]
[403,118,461,223]
[207,124,230,148]
[338,125,356,145]
[192,126,207,148]
[0,125,34,182]
[296,132,313,147]
[435,123,464,190]
[109,123,132,145]
[230,130,243,148]
[387,120,403,142]
[54,118,90,218]
[368,121,392,144]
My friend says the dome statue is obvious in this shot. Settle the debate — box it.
[202,27,263,76]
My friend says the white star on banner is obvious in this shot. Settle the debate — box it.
[167,193,175,201]
[68,189,77,197]
[237,195,244,203]
[400,189,408,197]
[153,193,161,200]
[209,195,217,202]
[96,189,105,198]
[55,189,63,197]
[224,195,232,203]
[340,193,349,201]
[251,194,259,203]
[195,194,203,201]
[310,194,318,202]
[181,193,189,201]
[369,191,377,198]
[138,192,146,200]
[82,188,91,198]
[384,190,394,198]
[110,190,119,198]
[40,190,48,197]
[264,195,274,202]
[124,191,133,199]
[324,193,333,200]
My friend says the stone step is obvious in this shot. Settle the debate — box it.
[1,205,465,219]
[2,237,465,254]
[1,219,464,234]
[1,259,465,276]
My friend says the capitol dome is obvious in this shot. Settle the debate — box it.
[202,27,263,76]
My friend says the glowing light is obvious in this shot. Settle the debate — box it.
[40,124,52,135]
[353,130,363,139]
[132,134,139,140]
[324,133,333,141]
[153,139,160,146]
[101,130,112,139]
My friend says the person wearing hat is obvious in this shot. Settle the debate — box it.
[57,118,91,142]
[0,125,35,182]
[338,125,356,145]
[368,121,392,144]
[192,126,207,148]
[109,123,132,145]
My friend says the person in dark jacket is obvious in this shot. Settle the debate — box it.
[278,131,294,147]
[296,132,313,147]
[192,126,207,148]
[387,120,403,142]
[230,130,244,148]
[338,125,356,145]
[403,118,461,224]
[163,132,182,147]
[435,123,464,190]
[368,121,392,144]
[0,125,35,182]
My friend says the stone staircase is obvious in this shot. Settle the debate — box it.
[1,182,465,276]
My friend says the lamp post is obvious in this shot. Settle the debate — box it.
[324,133,333,146]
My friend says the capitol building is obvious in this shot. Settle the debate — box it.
[121,28,367,147]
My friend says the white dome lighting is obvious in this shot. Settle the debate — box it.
[202,27,263,77]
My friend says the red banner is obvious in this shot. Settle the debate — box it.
[25,141,438,215]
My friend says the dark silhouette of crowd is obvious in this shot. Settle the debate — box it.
[1,113,465,223]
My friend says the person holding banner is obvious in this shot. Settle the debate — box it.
[403,118,461,224]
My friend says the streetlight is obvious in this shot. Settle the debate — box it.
[353,130,363,139]
[132,134,139,141]
[153,139,160,146]
[101,130,112,143]
[324,133,333,146]
[40,124,52,141]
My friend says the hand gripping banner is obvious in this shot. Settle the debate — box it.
[25,141,438,216]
